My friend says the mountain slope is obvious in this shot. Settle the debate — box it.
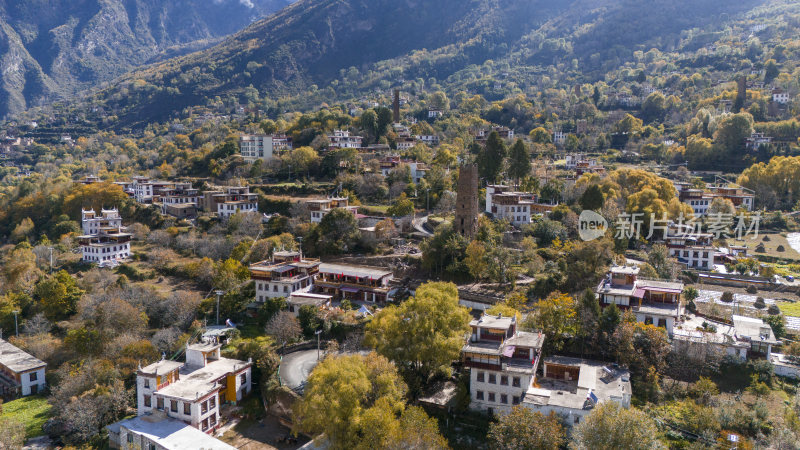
[51,0,769,128]
[0,0,294,117]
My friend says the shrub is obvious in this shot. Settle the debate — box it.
[762,235,771,241]
[115,263,153,281]
[768,304,781,315]
[777,245,785,252]
[720,291,734,303]
[755,243,766,252]
[746,285,758,294]
[689,377,719,405]
[754,297,766,309]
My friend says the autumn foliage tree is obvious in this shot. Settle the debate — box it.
[488,406,566,450]
[570,402,663,450]
[364,282,470,385]
[293,353,447,450]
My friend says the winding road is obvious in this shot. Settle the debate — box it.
[280,349,323,394]
[412,214,433,236]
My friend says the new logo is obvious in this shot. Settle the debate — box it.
[579,210,608,241]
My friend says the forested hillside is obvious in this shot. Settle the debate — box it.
[56,0,768,129]
[0,0,293,117]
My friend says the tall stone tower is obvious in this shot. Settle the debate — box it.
[393,89,401,123]
[735,76,747,111]
[455,164,479,238]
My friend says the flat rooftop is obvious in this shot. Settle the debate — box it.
[470,314,514,330]
[525,357,631,411]
[107,415,236,450]
[139,360,183,377]
[0,338,46,373]
[610,266,640,275]
[319,263,392,279]
[506,331,545,349]
[187,342,221,353]
[733,315,778,344]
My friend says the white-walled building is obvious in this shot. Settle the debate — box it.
[553,131,566,146]
[0,338,47,397]
[676,182,754,216]
[378,157,429,184]
[81,207,123,235]
[315,263,393,304]
[428,108,443,119]
[239,135,274,162]
[136,340,251,435]
[396,138,416,151]
[486,185,557,225]
[272,135,293,153]
[773,88,790,104]
[524,357,631,426]
[79,208,132,264]
[596,266,684,335]
[664,224,715,271]
[249,251,320,301]
[210,187,259,218]
[107,413,236,450]
[306,197,359,223]
[673,315,779,361]
[415,134,440,146]
[287,290,333,316]
[461,314,545,415]
[159,184,200,218]
[328,130,363,149]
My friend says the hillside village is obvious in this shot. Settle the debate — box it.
[2,1,800,449]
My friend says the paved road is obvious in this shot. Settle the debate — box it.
[280,349,323,393]
[412,215,433,236]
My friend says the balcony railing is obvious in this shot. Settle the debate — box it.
[463,360,502,371]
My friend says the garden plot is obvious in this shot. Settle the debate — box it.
[695,290,776,310]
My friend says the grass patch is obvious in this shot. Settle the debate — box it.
[742,232,800,261]
[0,395,52,438]
[358,205,391,216]
[777,301,800,317]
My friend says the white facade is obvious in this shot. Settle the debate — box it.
[136,342,252,435]
[773,91,790,104]
[670,246,714,270]
[408,162,428,184]
[523,357,631,426]
[0,338,47,397]
[160,191,200,213]
[80,208,132,264]
[239,135,274,162]
[108,414,236,450]
[82,241,131,264]
[486,185,537,226]
[328,130,363,148]
[686,197,712,216]
[470,367,534,415]
[215,187,259,218]
[397,139,415,150]
[82,208,123,235]
[306,198,358,223]
[553,131,566,146]
[415,134,440,146]
[217,201,258,218]
[250,251,320,302]
[462,314,544,416]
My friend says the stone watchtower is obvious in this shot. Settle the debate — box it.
[455,164,479,238]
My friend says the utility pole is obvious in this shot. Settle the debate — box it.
[215,290,224,326]
[426,188,430,211]
[48,246,54,273]
[13,310,19,336]
[315,329,322,361]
